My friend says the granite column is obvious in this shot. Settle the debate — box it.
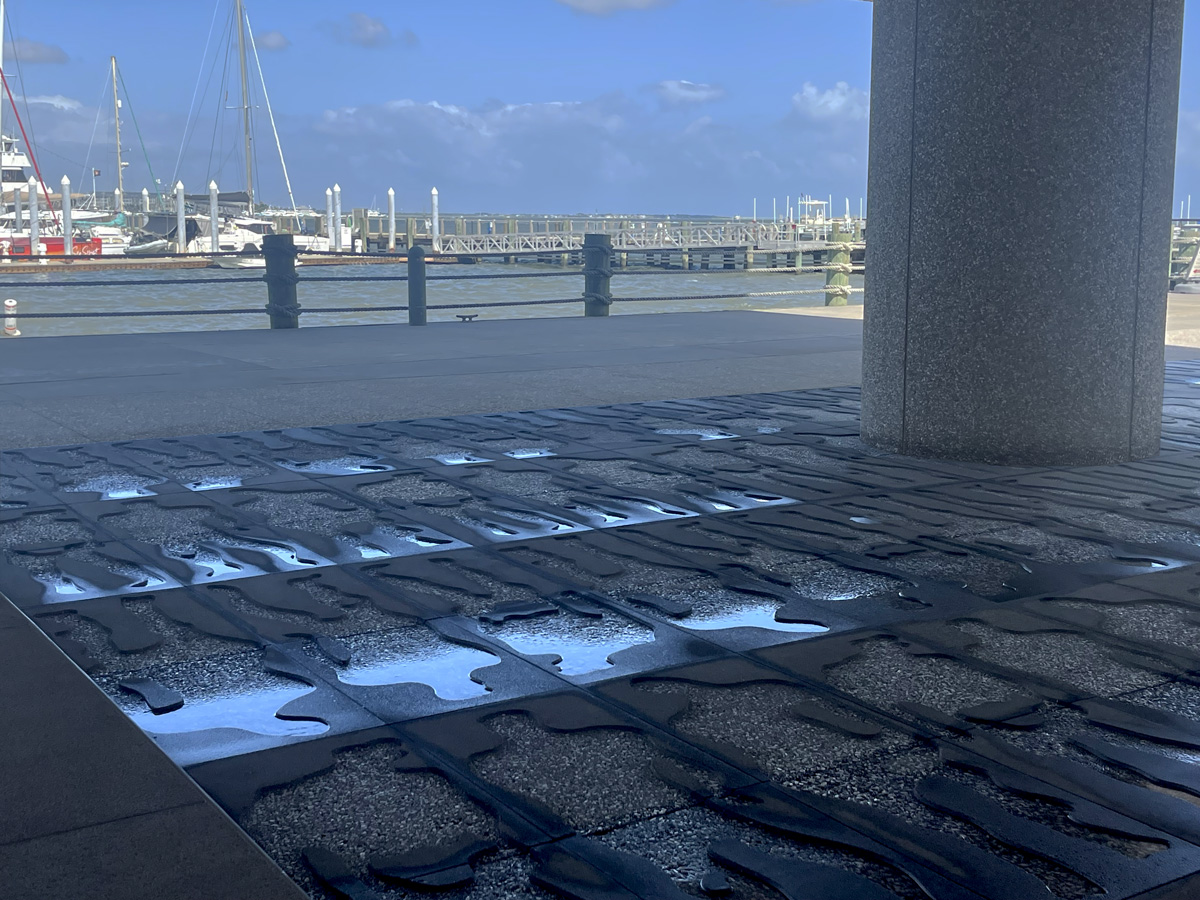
[861,0,1185,465]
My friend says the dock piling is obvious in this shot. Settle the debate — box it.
[387,188,396,251]
[431,187,440,254]
[262,234,301,328]
[61,177,73,257]
[209,181,220,254]
[824,227,852,307]
[408,245,427,325]
[333,184,343,252]
[3,298,18,337]
[583,233,613,317]
[175,182,186,253]
[325,188,334,246]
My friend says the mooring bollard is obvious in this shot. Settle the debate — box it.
[263,234,301,328]
[408,245,427,325]
[3,298,19,337]
[824,227,853,307]
[583,233,613,317]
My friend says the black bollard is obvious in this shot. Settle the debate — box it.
[408,245,427,325]
[583,233,613,317]
[263,233,301,329]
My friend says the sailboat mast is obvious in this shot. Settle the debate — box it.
[236,0,253,213]
[0,0,6,148]
[111,57,124,210]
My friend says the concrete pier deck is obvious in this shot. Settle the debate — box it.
[8,304,1200,899]
[5,296,1199,451]
[0,309,864,450]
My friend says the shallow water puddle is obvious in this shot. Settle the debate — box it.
[680,601,829,634]
[130,685,327,737]
[336,641,498,700]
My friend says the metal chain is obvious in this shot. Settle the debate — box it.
[610,264,861,276]
[0,276,263,288]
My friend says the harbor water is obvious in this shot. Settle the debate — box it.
[1,262,864,337]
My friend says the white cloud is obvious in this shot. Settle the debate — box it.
[301,89,866,212]
[555,0,674,14]
[17,81,873,215]
[3,38,67,64]
[791,81,869,121]
[333,12,413,48]
[256,30,290,51]
[654,80,725,105]
[23,95,82,112]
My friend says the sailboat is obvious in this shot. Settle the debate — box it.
[0,9,115,257]
[195,0,336,266]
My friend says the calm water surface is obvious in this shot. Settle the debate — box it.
[1,262,864,337]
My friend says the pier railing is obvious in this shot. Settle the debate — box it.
[0,233,864,336]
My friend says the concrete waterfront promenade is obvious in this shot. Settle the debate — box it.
[0,309,866,450]
[8,302,1200,899]
[5,298,1200,451]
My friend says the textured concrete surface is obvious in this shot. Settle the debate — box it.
[0,311,863,449]
[13,313,1200,898]
[861,0,1186,466]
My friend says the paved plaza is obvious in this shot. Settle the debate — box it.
[7,310,1200,898]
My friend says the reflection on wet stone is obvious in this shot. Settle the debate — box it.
[310,628,499,698]
[480,609,653,675]
[98,649,324,739]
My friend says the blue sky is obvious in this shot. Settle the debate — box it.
[1,0,1197,216]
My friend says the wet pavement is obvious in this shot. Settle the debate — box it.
[10,365,1200,897]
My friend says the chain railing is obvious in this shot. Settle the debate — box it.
[0,233,864,333]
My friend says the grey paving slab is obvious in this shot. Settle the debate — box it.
[0,596,28,630]
[17,392,287,445]
[1,311,867,448]
[0,400,92,445]
[1166,344,1200,361]
[0,802,306,900]
[0,341,268,384]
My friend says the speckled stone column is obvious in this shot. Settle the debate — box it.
[861,0,1185,466]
